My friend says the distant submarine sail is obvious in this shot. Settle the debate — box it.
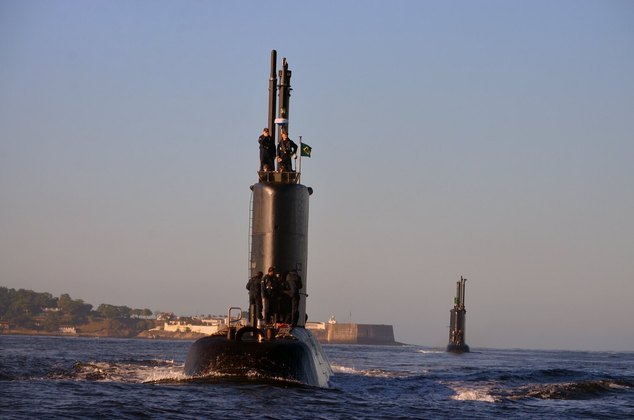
[446,276,470,353]
[183,50,332,387]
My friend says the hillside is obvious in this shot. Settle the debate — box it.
[0,286,159,338]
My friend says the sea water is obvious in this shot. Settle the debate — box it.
[1,335,632,418]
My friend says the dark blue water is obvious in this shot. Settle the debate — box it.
[1,335,632,418]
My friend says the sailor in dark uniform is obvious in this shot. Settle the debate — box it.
[261,267,279,323]
[246,271,263,324]
[276,131,298,172]
[258,128,275,171]
[285,270,303,326]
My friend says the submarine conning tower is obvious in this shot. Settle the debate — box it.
[447,276,470,353]
[249,180,312,327]
[249,50,311,327]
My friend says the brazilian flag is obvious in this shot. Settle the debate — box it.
[301,143,312,157]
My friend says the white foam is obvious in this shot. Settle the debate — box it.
[142,365,188,383]
[447,383,498,403]
[331,364,359,374]
[416,349,444,354]
[330,363,419,378]
[73,359,187,383]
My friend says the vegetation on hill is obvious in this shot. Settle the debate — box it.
[0,286,156,335]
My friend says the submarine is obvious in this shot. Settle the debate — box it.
[184,50,332,387]
[446,276,470,353]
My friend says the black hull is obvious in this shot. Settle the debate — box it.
[446,343,470,353]
[184,328,331,387]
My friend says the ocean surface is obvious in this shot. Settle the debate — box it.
[1,335,632,419]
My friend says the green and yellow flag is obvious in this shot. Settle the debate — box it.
[301,143,312,157]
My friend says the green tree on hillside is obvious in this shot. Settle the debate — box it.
[56,293,93,323]
[42,311,61,331]
[1,287,157,332]
[130,308,153,318]
[97,304,119,319]
[96,304,133,319]
[0,287,56,325]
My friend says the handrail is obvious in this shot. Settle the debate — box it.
[257,171,301,184]
[248,190,254,279]
[227,307,242,326]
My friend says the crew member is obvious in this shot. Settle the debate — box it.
[285,269,303,326]
[276,131,298,172]
[246,271,263,324]
[278,271,291,323]
[261,267,279,323]
[258,128,275,171]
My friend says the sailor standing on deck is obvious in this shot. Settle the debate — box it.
[261,267,279,323]
[276,131,298,172]
[285,270,303,327]
[258,128,275,171]
[246,271,263,324]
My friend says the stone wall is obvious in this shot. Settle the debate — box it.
[307,323,396,344]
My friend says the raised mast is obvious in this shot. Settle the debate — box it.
[277,56,292,139]
[267,50,277,144]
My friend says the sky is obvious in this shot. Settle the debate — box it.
[1,0,633,351]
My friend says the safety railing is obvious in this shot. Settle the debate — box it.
[257,170,301,184]
[226,307,243,339]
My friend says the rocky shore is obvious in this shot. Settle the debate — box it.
[0,318,199,340]
[2,328,206,341]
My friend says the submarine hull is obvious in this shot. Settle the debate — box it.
[184,327,331,387]
[446,343,470,353]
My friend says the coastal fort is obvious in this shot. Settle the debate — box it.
[306,320,396,345]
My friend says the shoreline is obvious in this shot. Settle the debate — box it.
[1,329,406,345]
[0,329,205,341]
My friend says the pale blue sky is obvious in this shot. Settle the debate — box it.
[1,0,633,350]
